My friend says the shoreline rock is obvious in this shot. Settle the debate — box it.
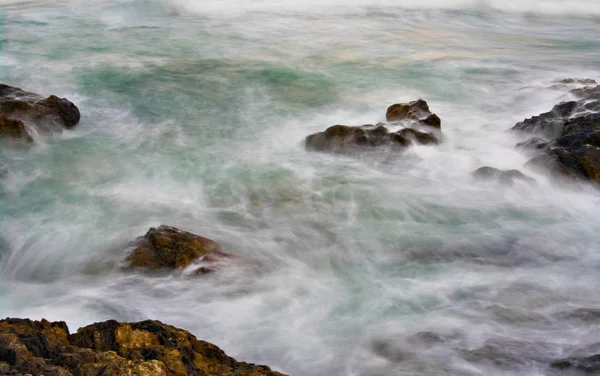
[305,99,442,154]
[0,317,286,376]
[0,83,80,141]
[511,84,600,183]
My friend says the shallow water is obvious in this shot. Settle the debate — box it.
[1,0,600,375]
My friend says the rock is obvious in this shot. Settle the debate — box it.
[512,92,600,184]
[511,101,578,139]
[472,167,535,186]
[125,225,229,271]
[305,124,439,153]
[527,115,600,182]
[305,99,442,154]
[0,318,286,376]
[395,127,439,145]
[551,352,600,372]
[0,112,32,142]
[0,83,80,137]
[386,99,442,128]
[557,78,597,85]
[571,85,600,100]
[516,137,549,151]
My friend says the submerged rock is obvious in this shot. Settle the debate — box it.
[551,344,600,373]
[0,318,286,376]
[512,85,600,184]
[125,225,229,272]
[0,83,80,140]
[305,99,442,154]
[556,78,597,85]
[472,166,535,186]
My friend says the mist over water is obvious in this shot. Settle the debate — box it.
[1,0,600,375]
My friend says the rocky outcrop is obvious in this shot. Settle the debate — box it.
[0,318,286,376]
[305,99,442,153]
[472,167,534,186]
[386,99,441,128]
[512,84,600,183]
[125,225,230,273]
[0,83,80,141]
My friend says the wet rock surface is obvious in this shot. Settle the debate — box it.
[125,225,230,272]
[305,99,442,153]
[512,84,600,183]
[0,318,286,376]
[0,83,80,141]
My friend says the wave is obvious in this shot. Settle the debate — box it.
[162,0,600,18]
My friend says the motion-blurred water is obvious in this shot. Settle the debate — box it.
[1,1,600,375]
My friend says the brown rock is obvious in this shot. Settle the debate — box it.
[0,83,80,135]
[0,318,287,376]
[125,225,228,271]
[385,99,441,129]
[0,113,32,142]
[305,125,369,152]
[581,145,600,181]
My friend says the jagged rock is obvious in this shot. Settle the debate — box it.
[0,112,32,142]
[511,101,578,139]
[386,99,441,128]
[472,167,535,186]
[524,115,600,182]
[0,83,80,138]
[512,87,600,184]
[0,318,286,376]
[125,225,229,271]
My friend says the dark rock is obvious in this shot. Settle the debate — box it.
[386,99,442,128]
[0,113,32,142]
[125,225,229,271]
[472,167,535,186]
[512,101,578,139]
[512,94,600,184]
[516,137,549,151]
[0,83,80,136]
[0,317,286,376]
[557,78,597,85]
[551,353,600,372]
[395,128,439,145]
[571,85,600,99]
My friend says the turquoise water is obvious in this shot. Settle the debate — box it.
[2,1,600,375]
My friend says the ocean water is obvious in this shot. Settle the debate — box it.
[1,0,600,375]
